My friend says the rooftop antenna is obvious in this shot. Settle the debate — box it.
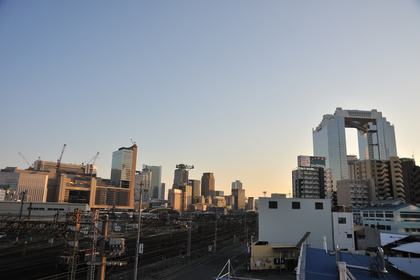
[263,191,267,197]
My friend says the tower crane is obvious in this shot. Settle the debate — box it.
[90,152,99,177]
[176,164,194,170]
[18,152,34,170]
[57,144,66,172]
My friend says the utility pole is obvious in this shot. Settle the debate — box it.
[97,214,109,280]
[187,220,191,258]
[19,191,28,220]
[214,211,217,253]
[69,209,81,280]
[134,181,145,280]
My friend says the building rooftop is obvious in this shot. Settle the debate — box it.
[387,256,420,278]
[380,233,409,246]
[303,247,407,280]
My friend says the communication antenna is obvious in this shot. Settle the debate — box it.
[263,191,267,197]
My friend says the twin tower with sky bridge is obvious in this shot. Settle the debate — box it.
[312,107,397,192]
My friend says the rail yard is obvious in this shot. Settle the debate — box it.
[0,210,257,280]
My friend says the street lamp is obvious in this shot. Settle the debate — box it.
[133,181,147,280]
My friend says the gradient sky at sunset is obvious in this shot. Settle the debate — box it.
[1,1,420,199]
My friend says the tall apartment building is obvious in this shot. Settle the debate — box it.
[232,180,243,190]
[293,156,326,199]
[143,165,162,199]
[336,179,376,208]
[355,157,405,201]
[313,108,397,191]
[201,172,215,198]
[188,179,200,200]
[401,159,420,205]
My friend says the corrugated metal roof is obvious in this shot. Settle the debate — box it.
[304,247,407,279]
[387,256,420,277]
[392,242,420,254]
[381,233,409,246]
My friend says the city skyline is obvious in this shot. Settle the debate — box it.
[1,1,420,200]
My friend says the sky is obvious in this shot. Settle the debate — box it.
[1,1,420,200]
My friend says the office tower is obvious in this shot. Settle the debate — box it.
[189,179,200,199]
[232,188,245,210]
[355,156,405,201]
[293,156,326,199]
[143,165,162,199]
[247,197,254,210]
[232,180,243,190]
[110,145,137,208]
[173,164,193,185]
[134,168,152,202]
[0,168,48,202]
[401,159,420,205]
[160,183,166,200]
[168,189,182,211]
[313,108,397,191]
[178,184,192,206]
[201,172,215,198]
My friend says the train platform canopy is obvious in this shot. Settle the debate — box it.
[302,247,408,280]
[380,233,409,246]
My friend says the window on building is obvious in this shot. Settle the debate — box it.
[292,202,300,209]
[377,225,385,230]
[347,234,353,239]
[268,201,278,209]
[362,211,368,217]
[371,224,376,229]
[385,211,394,218]
[386,225,391,231]
[376,212,384,218]
[338,217,346,224]
[315,202,323,210]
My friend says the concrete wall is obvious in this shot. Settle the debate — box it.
[259,197,333,250]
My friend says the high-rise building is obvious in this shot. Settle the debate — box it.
[232,180,243,190]
[188,179,200,199]
[247,197,255,210]
[313,108,397,191]
[173,164,193,185]
[293,156,327,199]
[355,157,405,201]
[160,183,166,201]
[336,179,376,208]
[143,165,162,199]
[201,172,215,198]
[232,188,245,210]
[401,159,420,205]
[135,168,152,203]
[110,145,137,208]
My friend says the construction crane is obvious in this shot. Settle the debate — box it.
[176,164,194,170]
[18,152,34,170]
[89,152,99,177]
[130,138,137,146]
[57,144,66,172]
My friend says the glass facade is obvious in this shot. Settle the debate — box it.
[313,108,397,191]
[110,149,133,187]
